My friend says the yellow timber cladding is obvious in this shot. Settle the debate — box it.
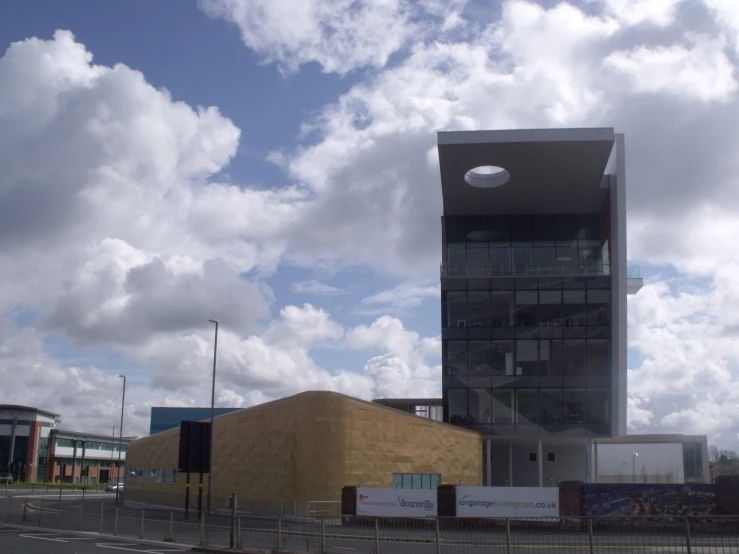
[126,391,482,508]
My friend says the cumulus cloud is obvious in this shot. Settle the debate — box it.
[357,283,439,315]
[290,279,345,296]
[198,0,466,75]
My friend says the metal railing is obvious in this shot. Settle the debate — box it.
[441,263,610,278]
[3,495,739,552]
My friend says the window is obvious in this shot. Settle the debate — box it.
[587,290,610,326]
[563,389,586,425]
[56,439,75,448]
[491,291,514,326]
[467,243,489,263]
[469,389,492,425]
[540,389,563,426]
[563,340,586,375]
[547,452,556,462]
[539,340,562,377]
[447,243,466,264]
[516,340,538,376]
[468,341,492,377]
[446,292,466,328]
[515,291,538,327]
[491,390,514,424]
[447,341,466,375]
[489,243,510,270]
[528,452,537,463]
[586,389,610,424]
[491,340,514,375]
[563,290,586,326]
[539,290,562,327]
[393,473,441,490]
[516,389,538,424]
[512,242,534,268]
[468,292,490,327]
[587,340,610,374]
[448,389,468,425]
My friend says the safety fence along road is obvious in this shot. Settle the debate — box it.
[2,496,739,553]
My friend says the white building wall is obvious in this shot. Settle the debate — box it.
[597,443,685,483]
[610,133,628,437]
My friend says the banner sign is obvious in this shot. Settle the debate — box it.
[356,488,437,517]
[456,486,559,518]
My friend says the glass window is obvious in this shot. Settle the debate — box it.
[534,245,557,265]
[430,474,439,489]
[491,291,514,326]
[489,217,510,241]
[468,341,492,375]
[421,474,431,489]
[447,243,466,264]
[556,215,580,241]
[540,389,563,425]
[448,341,467,375]
[468,292,490,327]
[578,215,600,240]
[556,241,578,263]
[469,389,492,425]
[491,390,514,424]
[587,339,610,374]
[563,290,586,326]
[539,290,562,327]
[563,389,586,424]
[586,389,610,423]
[512,242,533,268]
[510,216,532,241]
[489,244,510,270]
[579,240,602,262]
[587,290,610,326]
[516,340,538,376]
[528,452,537,462]
[515,291,538,327]
[539,340,562,376]
[403,474,412,488]
[466,217,489,240]
[412,474,422,489]
[563,340,586,375]
[447,292,466,328]
[448,389,468,425]
[491,340,514,375]
[467,243,489,262]
[516,390,538,424]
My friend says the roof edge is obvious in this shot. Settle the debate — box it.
[437,127,615,146]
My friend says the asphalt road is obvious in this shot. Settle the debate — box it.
[3,492,739,553]
[0,527,190,554]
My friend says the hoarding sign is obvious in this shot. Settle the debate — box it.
[356,488,437,517]
[456,486,559,518]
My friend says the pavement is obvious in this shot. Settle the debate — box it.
[0,526,191,554]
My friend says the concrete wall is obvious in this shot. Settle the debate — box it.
[126,391,482,508]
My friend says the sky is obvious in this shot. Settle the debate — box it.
[1,0,739,446]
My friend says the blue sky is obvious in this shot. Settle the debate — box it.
[2,0,739,446]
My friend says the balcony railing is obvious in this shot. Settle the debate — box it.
[441,262,610,278]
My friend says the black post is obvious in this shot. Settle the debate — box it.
[229,493,236,549]
[185,472,191,520]
[198,472,203,517]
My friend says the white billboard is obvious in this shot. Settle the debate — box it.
[456,487,559,518]
[356,488,437,517]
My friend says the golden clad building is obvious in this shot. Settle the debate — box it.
[126,391,482,509]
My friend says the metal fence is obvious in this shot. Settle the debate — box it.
[2,495,739,552]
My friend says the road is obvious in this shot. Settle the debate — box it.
[0,527,189,554]
[3,491,739,553]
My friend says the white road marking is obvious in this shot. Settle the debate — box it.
[95,543,145,551]
[19,533,69,542]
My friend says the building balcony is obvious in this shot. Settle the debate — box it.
[440,262,611,278]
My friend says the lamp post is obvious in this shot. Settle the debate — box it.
[109,425,115,484]
[207,319,219,513]
[632,452,639,483]
[116,375,126,504]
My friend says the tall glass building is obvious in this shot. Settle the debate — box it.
[437,128,642,487]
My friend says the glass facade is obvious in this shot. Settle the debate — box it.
[441,214,612,437]
[442,214,608,277]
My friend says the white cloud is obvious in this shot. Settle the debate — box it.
[603,0,684,27]
[198,0,465,75]
[604,36,737,102]
[358,283,438,314]
[290,279,345,296]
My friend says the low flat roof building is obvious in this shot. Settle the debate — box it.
[126,391,482,511]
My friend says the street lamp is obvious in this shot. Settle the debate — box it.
[116,375,126,504]
[632,452,639,483]
[207,319,219,513]
[109,425,115,483]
